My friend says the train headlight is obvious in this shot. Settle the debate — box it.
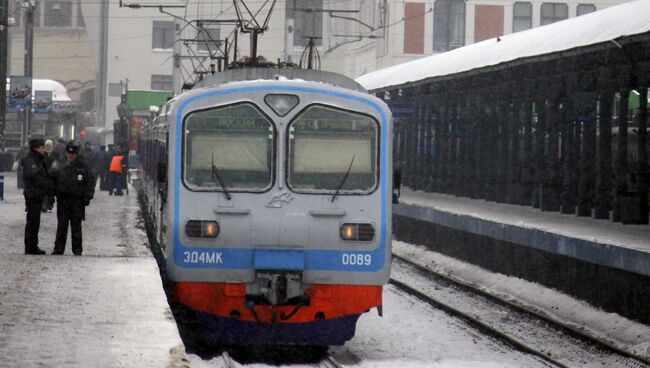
[185,220,220,238]
[340,223,375,241]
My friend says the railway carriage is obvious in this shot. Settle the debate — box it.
[138,68,393,345]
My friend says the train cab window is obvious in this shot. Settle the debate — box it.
[287,105,378,194]
[183,103,274,192]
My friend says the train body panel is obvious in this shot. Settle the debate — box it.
[139,69,393,345]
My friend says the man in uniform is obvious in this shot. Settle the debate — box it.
[22,138,54,255]
[95,145,108,191]
[51,142,95,256]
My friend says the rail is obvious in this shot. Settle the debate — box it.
[391,252,650,368]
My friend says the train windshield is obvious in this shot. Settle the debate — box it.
[287,105,378,194]
[183,103,274,192]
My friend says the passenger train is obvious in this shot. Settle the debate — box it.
[138,67,394,345]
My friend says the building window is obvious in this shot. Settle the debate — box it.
[76,0,84,27]
[433,0,465,52]
[151,75,173,91]
[197,27,220,53]
[541,3,568,26]
[14,0,42,28]
[404,2,425,54]
[152,21,175,50]
[513,2,532,32]
[10,1,21,27]
[33,0,41,27]
[286,0,323,47]
[44,0,72,27]
[577,4,596,16]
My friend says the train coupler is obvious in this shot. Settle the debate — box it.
[256,271,303,305]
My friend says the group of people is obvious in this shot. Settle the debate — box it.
[22,138,95,255]
[76,141,128,196]
[19,138,130,255]
[16,140,129,196]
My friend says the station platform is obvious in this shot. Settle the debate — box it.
[0,171,186,367]
[394,187,650,325]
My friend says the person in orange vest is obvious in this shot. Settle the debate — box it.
[108,151,125,196]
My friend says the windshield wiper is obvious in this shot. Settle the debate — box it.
[331,154,355,202]
[211,152,231,200]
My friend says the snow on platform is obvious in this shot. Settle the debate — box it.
[0,171,186,367]
[396,187,650,276]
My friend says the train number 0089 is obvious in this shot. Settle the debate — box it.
[342,253,372,266]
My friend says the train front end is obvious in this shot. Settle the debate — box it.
[166,77,392,345]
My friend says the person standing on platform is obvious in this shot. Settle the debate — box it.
[22,138,54,255]
[50,142,95,256]
[51,139,66,167]
[108,151,125,196]
[80,142,96,172]
[103,144,115,191]
[80,142,97,189]
[95,145,108,191]
[44,139,53,156]
[42,139,55,213]
[15,143,29,189]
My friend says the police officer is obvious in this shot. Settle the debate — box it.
[22,138,54,255]
[51,142,95,256]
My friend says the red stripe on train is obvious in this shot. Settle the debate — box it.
[174,282,382,323]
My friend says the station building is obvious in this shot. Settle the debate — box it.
[3,0,635,147]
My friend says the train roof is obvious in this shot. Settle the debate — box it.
[193,68,366,93]
[357,0,650,92]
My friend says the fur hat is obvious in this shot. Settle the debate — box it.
[66,141,80,154]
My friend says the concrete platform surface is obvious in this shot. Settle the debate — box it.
[397,188,650,276]
[0,171,186,367]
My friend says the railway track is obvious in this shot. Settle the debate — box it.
[391,252,650,368]
[220,351,237,368]
[216,351,345,367]
[319,355,345,368]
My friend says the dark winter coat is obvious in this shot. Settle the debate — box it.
[21,150,54,200]
[80,148,96,170]
[94,150,108,174]
[50,142,66,164]
[51,157,95,201]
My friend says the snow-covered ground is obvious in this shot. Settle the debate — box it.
[393,240,650,359]
[3,168,648,367]
[398,188,650,253]
[0,171,186,367]
[191,285,549,368]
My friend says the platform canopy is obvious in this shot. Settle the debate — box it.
[356,0,650,92]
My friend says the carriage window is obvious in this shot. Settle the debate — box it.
[184,103,274,192]
[287,106,378,194]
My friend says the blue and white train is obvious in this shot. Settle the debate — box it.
[138,68,393,346]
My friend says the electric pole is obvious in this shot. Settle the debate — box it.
[22,0,33,144]
[0,0,8,151]
[96,0,108,131]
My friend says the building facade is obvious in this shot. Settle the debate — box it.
[99,0,633,140]
[341,0,630,78]
[5,0,97,147]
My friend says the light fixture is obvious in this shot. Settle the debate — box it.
[340,223,375,241]
[264,94,299,117]
[186,220,220,238]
